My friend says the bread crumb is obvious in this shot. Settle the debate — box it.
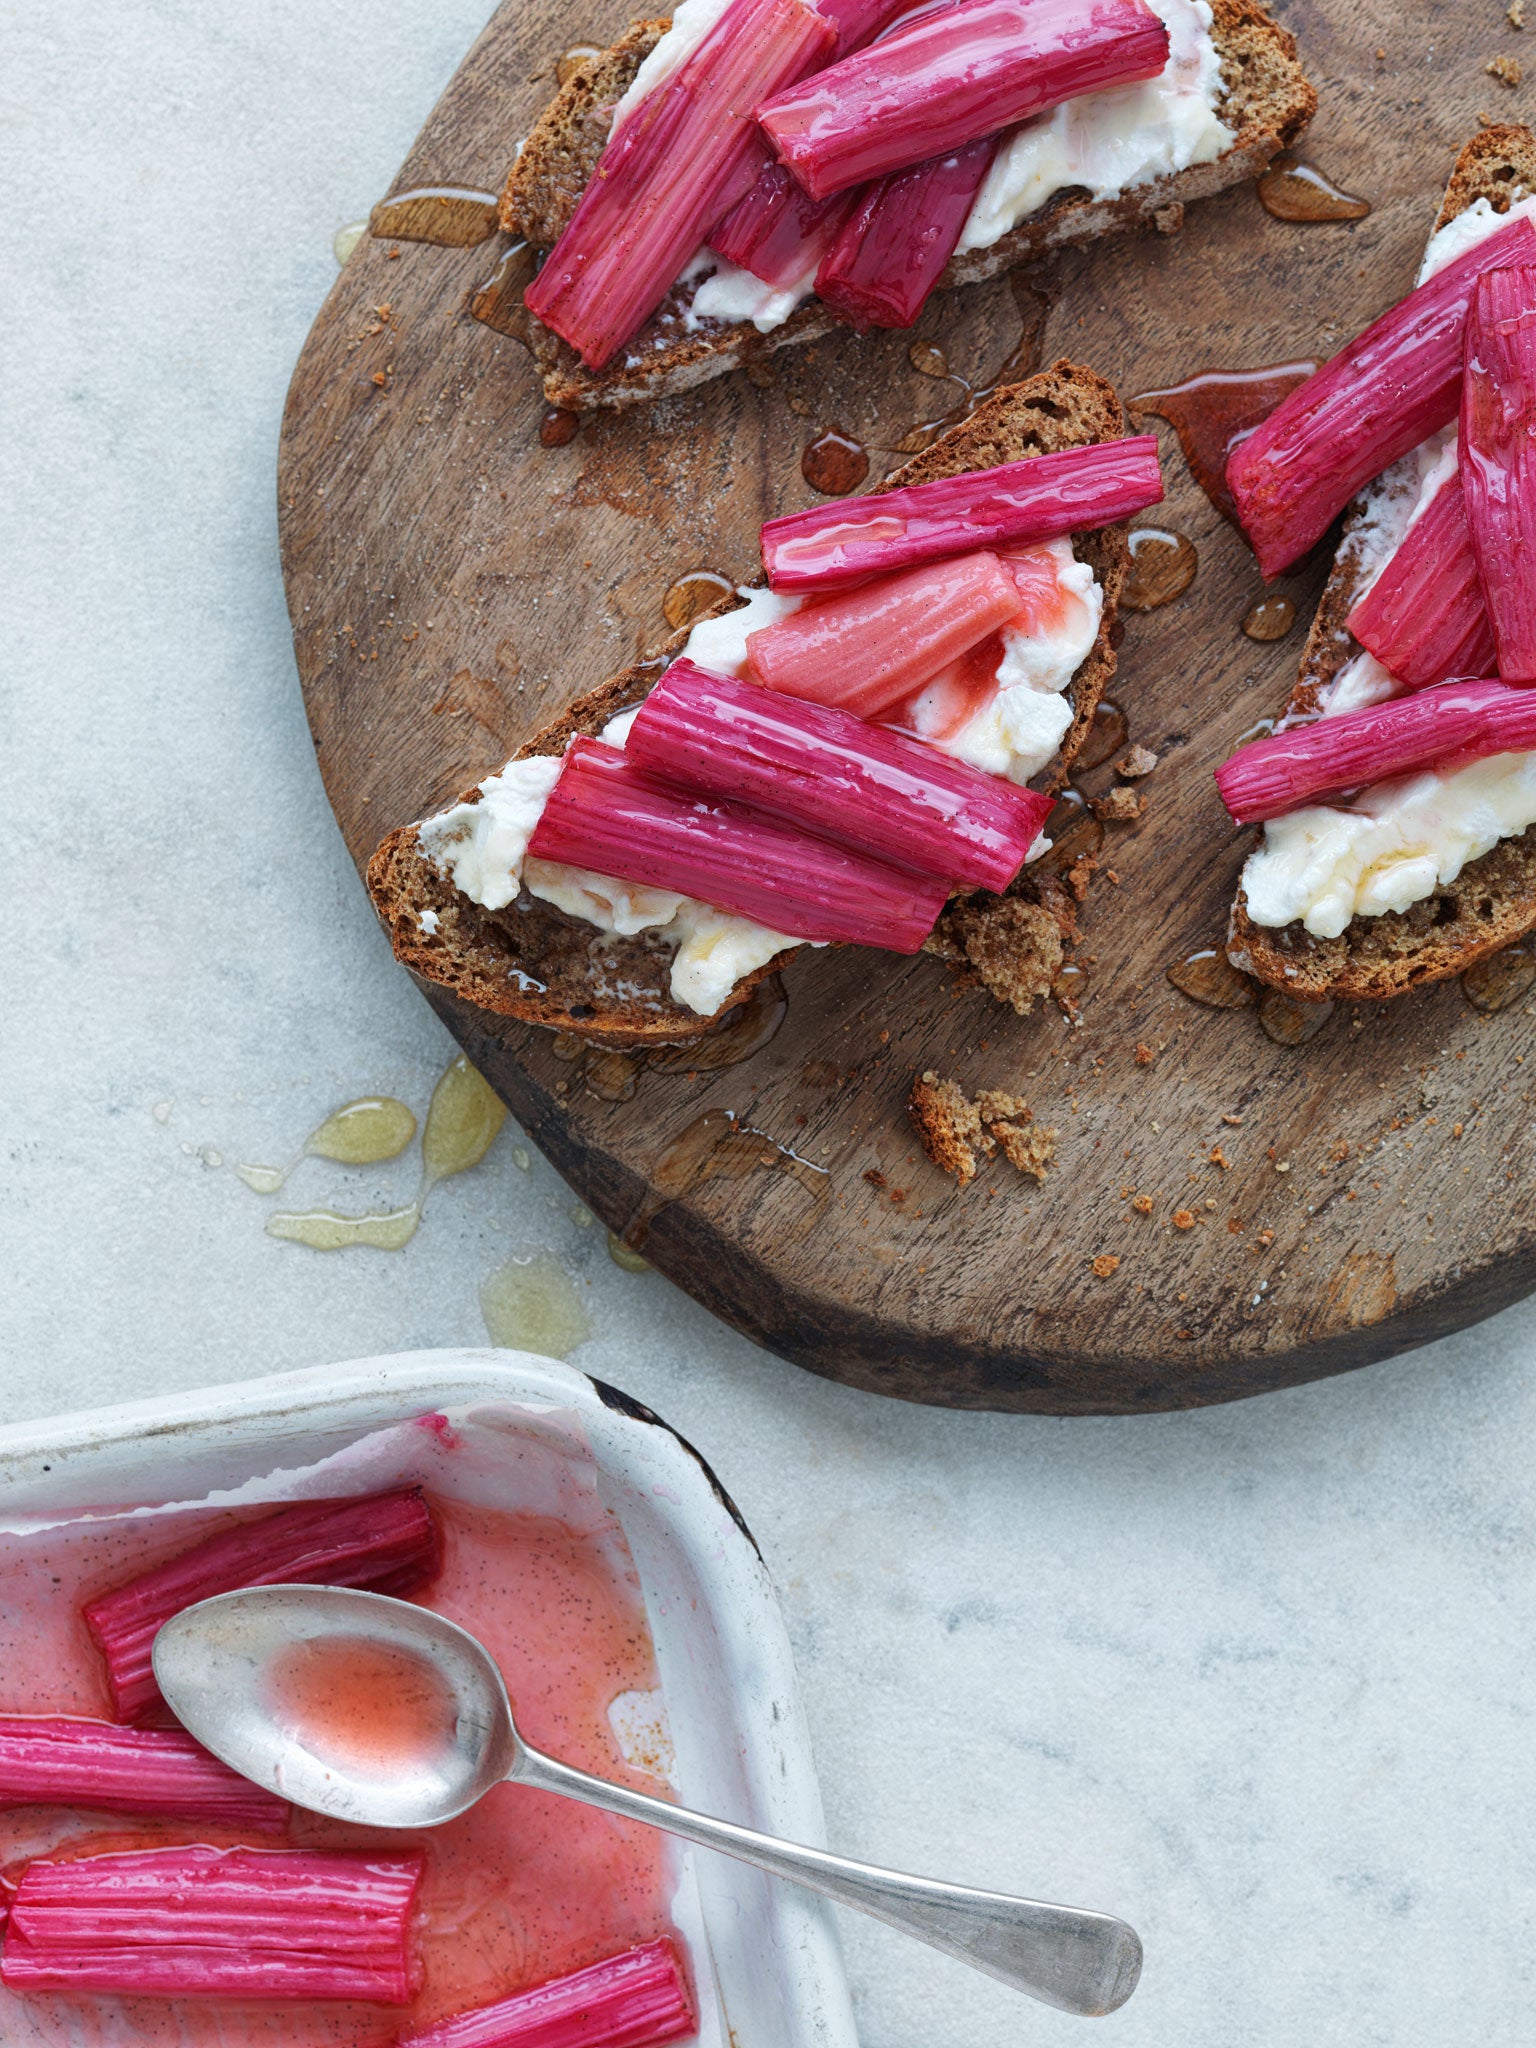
[1134,1041,1156,1065]
[1209,1147,1230,1169]
[1132,1194,1154,1215]
[1115,744,1159,779]
[1091,786,1147,823]
[1488,54,1523,85]
[1173,1208,1197,1230]
[1511,0,1526,27]
[925,893,1069,1015]
[1092,1254,1121,1278]
[909,1072,1057,1188]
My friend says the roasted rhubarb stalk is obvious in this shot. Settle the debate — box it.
[526,739,948,951]
[709,162,854,292]
[1227,215,1536,577]
[626,658,1052,891]
[756,0,1169,200]
[1461,264,1536,683]
[397,1938,695,2048]
[815,137,995,330]
[1346,471,1497,689]
[524,0,834,369]
[762,438,1163,591]
[84,1487,441,1723]
[0,1717,287,1830]
[1215,677,1536,825]
[0,1845,424,2001]
[745,549,1022,713]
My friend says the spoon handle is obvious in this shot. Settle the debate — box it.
[512,1744,1140,2016]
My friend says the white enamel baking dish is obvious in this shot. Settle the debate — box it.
[0,1349,859,2048]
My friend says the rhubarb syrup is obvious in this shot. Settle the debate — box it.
[539,408,580,448]
[1256,989,1335,1046]
[265,1638,460,1778]
[369,187,501,247]
[0,1494,678,2047]
[1256,156,1371,225]
[1241,595,1297,642]
[1167,949,1258,1010]
[1129,362,1319,525]
[624,1108,827,1250]
[468,242,541,347]
[662,570,734,631]
[1122,528,1198,612]
[801,430,869,495]
[1462,946,1536,1013]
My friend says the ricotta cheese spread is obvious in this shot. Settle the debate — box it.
[1243,188,1536,935]
[958,0,1232,253]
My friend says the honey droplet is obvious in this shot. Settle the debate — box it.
[1257,155,1372,224]
[1130,361,1320,525]
[369,186,500,248]
[421,1056,505,1187]
[802,430,869,496]
[608,1231,652,1273]
[1242,595,1297,642]
[266,1204,421,1252]
[480,1252,591,1358]
[1257,990,1335,1046]
[333,220,368,267]
[1462,945,1536,1013]
[468,240,540,345]
[1053,961,1090,1017]
[623,1108,827,1249]
[584,1050,639,1102]
[909,341,951,379]
[1122,527,1198,612]
[556,43,603,85]
[1233,716,1276,749]
[539,407,579,447]
[662,570,734,632]
[305,1097,418,1166]
[1167,949,1258,1011]
[650,975,788,1070]
[1074,701,1129,772]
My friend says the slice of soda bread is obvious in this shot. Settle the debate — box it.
[1227,126,1536,1002]
[503,0,1315,413]
[367,360,1131,1046]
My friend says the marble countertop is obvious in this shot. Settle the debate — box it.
[5,4,1534,2041]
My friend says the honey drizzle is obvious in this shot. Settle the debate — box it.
[369,186,501,247]
[1257,156,1372,224]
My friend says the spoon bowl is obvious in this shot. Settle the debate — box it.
[156,1584,1142,2017]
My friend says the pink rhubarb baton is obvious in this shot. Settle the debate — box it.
[744,548,1022,714]
[0,1717,287,1830]
[397,1938,695,2048]
[708,162,854,293]
[84,1487,441,1723]
[815,136,995,330]
[523,0,834,369]
[1461,263,1536,683]
[1345,471,1497,688]
[526,738,948,952]
[1215,677,1536,825]
[627,658,1052,891]
[1227,215,1536,577]
[756,0,1169,201]
[762,437,1163,591]
[0,1845,424,2002]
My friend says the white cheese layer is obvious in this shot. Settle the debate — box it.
[1242,187,1536,935]
[610,0,732,130]
[958,0,1232,253]
[685,256,814,334]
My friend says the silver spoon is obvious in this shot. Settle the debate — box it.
[153,1585,1142,2017]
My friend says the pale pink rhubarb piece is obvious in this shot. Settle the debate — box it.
[84,1487,441,1723]
[1215,676,1536,824]
[757,0,1169,200]
[0,1717,287,1830]
[815,136,995,330]
[745,548,1022,714]
[762,437,1162,592]
[1346,472,1497,688]
[1461,263,1536,683]
[523,0,834,369]
[627,658,1052,891]
[1227,216,1536,577]
[527,739,948,951]
[708,162,854,290]
[397,1938,695,2048]
[0,1845,424,2002]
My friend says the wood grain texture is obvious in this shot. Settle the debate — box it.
[279,0,1536,1413]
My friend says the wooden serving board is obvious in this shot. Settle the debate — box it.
[279,0,1536,1413]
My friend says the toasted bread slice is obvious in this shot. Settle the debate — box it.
[368,360,1130,1045]
[503,0,1315,413]
[1227,126,1536,1003]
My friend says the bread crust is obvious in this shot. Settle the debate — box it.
[503,0,1316,413]
[1228,125,1536,1002]
[367,361,1130,1044]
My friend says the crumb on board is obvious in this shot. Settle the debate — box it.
[1092,1254,1121,1278]
[1510,1,1526,28]
[1132,1194,1154,1215]
[924,892,1070,1015]
[909,1072,1057,1188]
[1134,1041,1156,1066]
[1115,744,1159,779]
[1173,1208,1197,1230]
[1488,53,1523,85]
[1091,786,1147,823]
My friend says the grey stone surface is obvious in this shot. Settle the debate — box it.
[3,5,1534,2043]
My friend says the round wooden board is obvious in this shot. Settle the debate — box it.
[279,0,1536,1413]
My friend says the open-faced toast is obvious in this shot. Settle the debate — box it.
[1227,125,1536,1003]
[367,359,1132,1046]
[505,0,1315,413]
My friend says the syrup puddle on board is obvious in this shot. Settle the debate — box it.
[551,977,788,1104]
[662,569,734,631]
[1462,945,1536,1013]
[266,1636,459,1779]
[1257,990,1335,1046]
[266,1056,505,1251]
[369,186,500,247]
[893,270,1055,454]
[1074,701,1128,772]
[238,1097,417,1195]
[481,1252,592,1358]
[540,407,580,447]
[802,430,869,495]
[468,240,540,346]
[1242,595,1297,642]
[623,1107,828,1250]
[1257,155,1372,224]
[1168,949,1259,1010]
[1122,527,1198,611]
[1129,361,1320,524]
[334,220,368,267]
